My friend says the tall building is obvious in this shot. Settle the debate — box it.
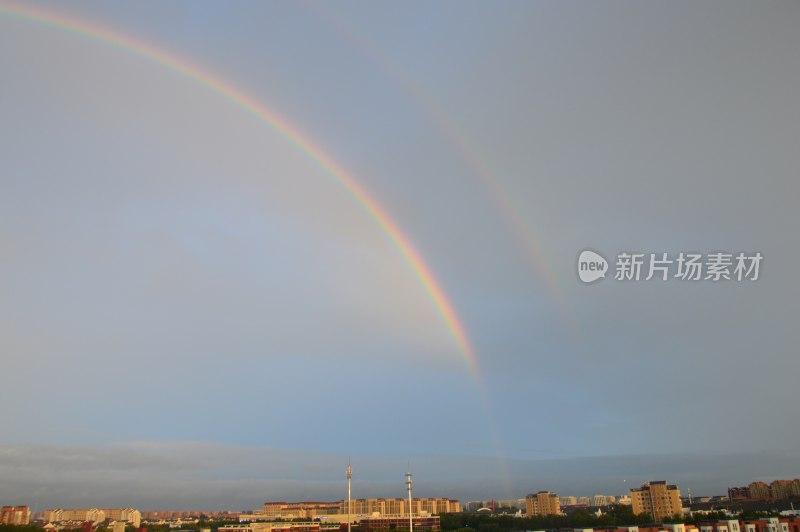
[630,481,682,522]
[748,482,770,500]
[770,480,793,500]
[525,492,560,517]
[1,506,30,525]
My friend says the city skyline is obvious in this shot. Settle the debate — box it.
[3,448,800,509]
[1,0,799,508]
[9,475,800,517]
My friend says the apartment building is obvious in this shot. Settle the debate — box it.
[525,491,560,517]
[630,481,682,522]
[1,506,30,525]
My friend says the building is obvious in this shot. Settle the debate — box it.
[103,509,141,528]
[743,517,799,532]
[592,495,617,506]
[464,501,496,512]
[143,511,208,520]
[46,509,105,523]
[733,479,800,501]
[728,487,749,501]
[481,499,525,512]
[224,517,438,532]
[220,523,329,532]
[630,481,682,522]
[771,481,794,501]
[45,508,140,528]
[1,506,31,525]
[417,499,460,515]
[530,518,800,532]
[359,515,440,532]
[525,491,560,517]
[261,499,459,520]
[262,502,340,520]
[637,519,797,532]
[748,482,771,500]
[698,519,742,532]
[498,499,526,510]
[561,497,578,506]
[524,518,800,532]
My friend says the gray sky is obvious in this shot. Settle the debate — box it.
[0,0,798,508]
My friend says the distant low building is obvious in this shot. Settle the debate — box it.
[262,502,339,520]
[142,511,208,520]
[549,517,800,532]
[104,509,141,528]
[220,522,327,532]
[496,498,526,510]
[359,515,440,532]
[262,499,459,520]
[45,508,140,528]
[46,509,105,523]
[592,495,616,507]
[731,479,800,501]
[728,487,749,501]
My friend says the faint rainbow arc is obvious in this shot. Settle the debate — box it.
[301,6,573,495]
[0,2,485,383]
[305,2,572,321]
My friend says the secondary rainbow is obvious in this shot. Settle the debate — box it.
[0,2,484,382]
[311,5,572,321]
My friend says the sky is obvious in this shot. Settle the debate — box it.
[1,0,799,510]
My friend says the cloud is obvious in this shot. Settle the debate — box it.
[1,442,798,509]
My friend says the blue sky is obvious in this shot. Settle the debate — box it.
[1,0,799,508]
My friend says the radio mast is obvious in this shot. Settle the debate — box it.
[406,468,413,532]
[347,461,352,532]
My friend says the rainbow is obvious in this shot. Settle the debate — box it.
[0,2,484,382]
[307,3,572,323]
